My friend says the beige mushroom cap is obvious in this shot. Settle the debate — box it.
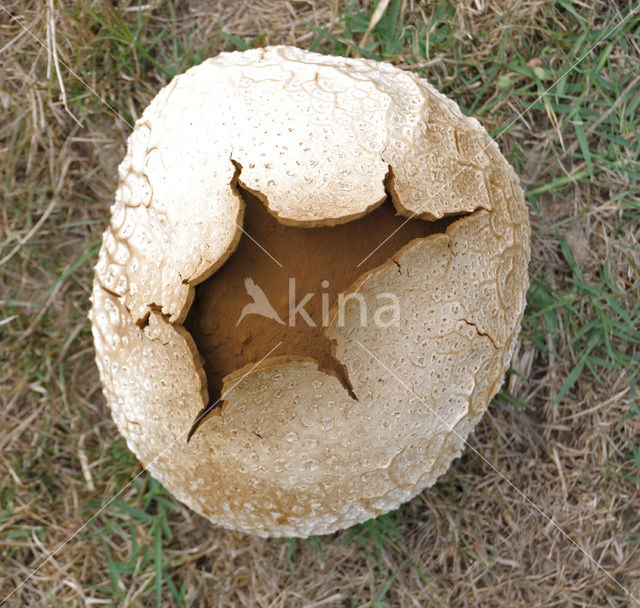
[90,46,530,537]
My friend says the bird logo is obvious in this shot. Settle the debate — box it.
[236,277,285,326]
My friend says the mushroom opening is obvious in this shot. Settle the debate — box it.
[184,173,464,432]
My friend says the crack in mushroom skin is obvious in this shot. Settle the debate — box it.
[184,181,461,428]
[89,46,530,538]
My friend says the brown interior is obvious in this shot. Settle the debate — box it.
[184,184,450,408]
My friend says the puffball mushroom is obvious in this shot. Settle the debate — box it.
[89,46,530,538]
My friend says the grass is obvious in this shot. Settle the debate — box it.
[1,0,639,606]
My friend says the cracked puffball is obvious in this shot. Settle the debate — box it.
[89,46,530,538]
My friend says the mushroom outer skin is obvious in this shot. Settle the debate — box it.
[89,46,530,538]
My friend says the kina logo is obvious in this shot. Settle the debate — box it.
[236,277,285,326]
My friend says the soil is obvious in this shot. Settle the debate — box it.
[184,187,450,403]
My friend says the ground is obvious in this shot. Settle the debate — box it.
[1,1,639,606]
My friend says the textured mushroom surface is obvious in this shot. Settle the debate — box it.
[90,46,530,538]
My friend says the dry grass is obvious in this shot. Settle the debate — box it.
[1,0,639,606]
